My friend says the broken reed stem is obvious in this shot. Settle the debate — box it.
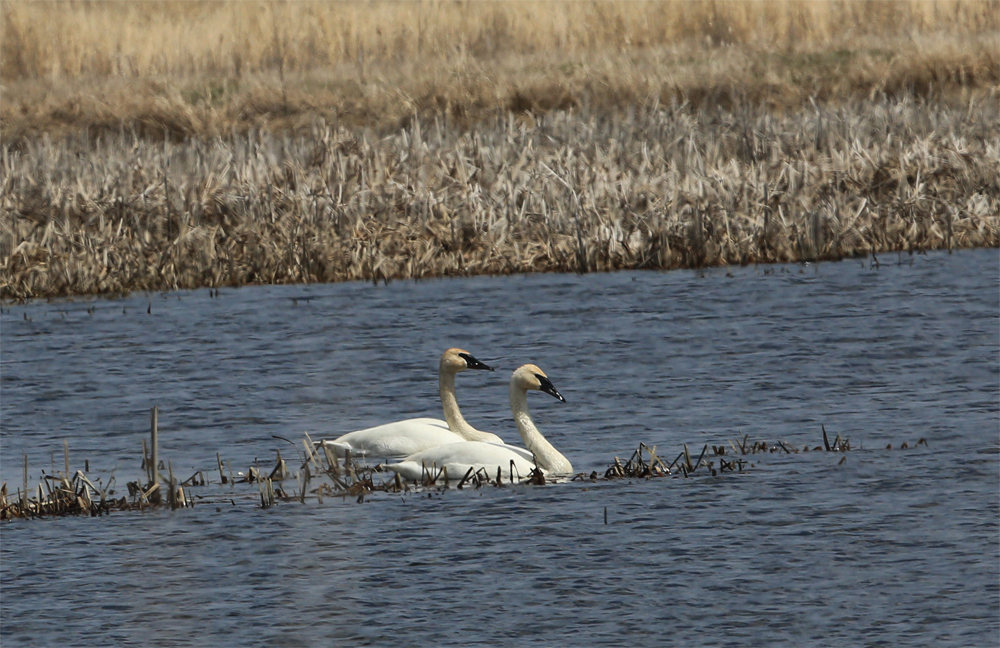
[268,449,287,481]
[320,441,340,479]
[302,431,321,474]
[168,460,175,509]
[150,406,159,485]
[149,406,161,503]
[22,455,28,508]
[692,444,708,473]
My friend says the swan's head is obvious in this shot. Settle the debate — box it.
[512,364,566,402]
[441,348,494,373]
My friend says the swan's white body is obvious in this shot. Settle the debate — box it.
[326,418,458,459]
[323,349,501,461]
[388,440,537,482]
[388,364,573,482]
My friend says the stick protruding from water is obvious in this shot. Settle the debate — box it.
[151,406,159,485]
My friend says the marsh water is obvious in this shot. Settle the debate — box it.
[2,249,997,647]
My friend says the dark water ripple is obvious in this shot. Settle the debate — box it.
[1,249,998,647]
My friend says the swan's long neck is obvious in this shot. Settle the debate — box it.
[510,385,573,474]
[440,370,492,441]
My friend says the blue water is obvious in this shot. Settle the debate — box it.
[2,249,998,646]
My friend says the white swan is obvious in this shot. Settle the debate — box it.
[387,364,573,483]
[322,348,502,460]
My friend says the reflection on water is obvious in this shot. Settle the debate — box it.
[1,249,997,647]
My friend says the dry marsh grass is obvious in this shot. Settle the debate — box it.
[2,1,998,139]
[8,1,996,79]
[2,96,997,300]
[1,2,997,299]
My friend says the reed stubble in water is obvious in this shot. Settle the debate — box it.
[0,421,934,519]
[1,95,997,300]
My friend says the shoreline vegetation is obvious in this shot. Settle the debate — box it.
[2,1,998,300]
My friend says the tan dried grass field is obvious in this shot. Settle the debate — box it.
[1,1,997,299]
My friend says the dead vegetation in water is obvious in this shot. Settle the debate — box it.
[2,95,997,300]
[0,433,203,520]
[597,426,931,481]
[2,411,936,519]
[2,429,933,518]
[0,468,126,519]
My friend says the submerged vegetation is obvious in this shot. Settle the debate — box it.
[1,1,997,299]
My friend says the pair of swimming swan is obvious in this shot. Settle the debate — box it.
[323,348,573,482]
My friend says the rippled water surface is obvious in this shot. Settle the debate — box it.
[2,250,998,647]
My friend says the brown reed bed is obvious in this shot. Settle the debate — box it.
[2,93,997,300]
[2,2,997,299]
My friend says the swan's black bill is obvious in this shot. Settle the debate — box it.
[459,352,494,371]
[536,374,566,402]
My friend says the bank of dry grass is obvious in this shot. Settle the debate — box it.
[2,1,998,140]
[1,1,997,299]
[3,96,997,300]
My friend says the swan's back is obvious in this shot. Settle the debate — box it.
[329,418,463,460]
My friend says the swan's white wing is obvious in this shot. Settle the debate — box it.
[326,418,461,460]
[480,441,535,462]
[387,441,536,482]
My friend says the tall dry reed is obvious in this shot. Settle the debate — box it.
[2,96,996,300]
